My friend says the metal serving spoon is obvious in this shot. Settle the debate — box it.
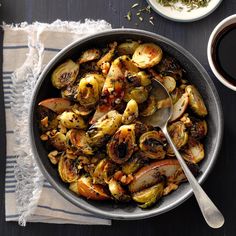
[142,78,224,229]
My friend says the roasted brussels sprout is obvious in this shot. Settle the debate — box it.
[85,73,105,92]
[190,119,207,140]
[182,138,205,164]
[38,98,73,113]
[97,41,117,67]
[77,74,100,107]
[78,48,101,64]
[59,111,86,129]
[117,41,140,56]
[108,178,131,202]
[118,55,139,73]
[66,129,94,155]
[51,59,79,89]
[72,104,94,117]
[122,99,139,124]
[137,71,151,86]
[185,85,208,117]
[93,159,115,185]
[139,131,166,159]
[48,131,67,151]
[156,54,183,79]
[132,43,163,69]
[132,182,164,208]
[170,93,189,122]
[167,121,188,156]
[124,86,149,104]
[58,154,78,183]
[76,175,110,200]
[140,95,157,117]
[107,124,136,164]
[87,110,122,147]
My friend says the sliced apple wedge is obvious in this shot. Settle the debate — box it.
[129,159,186,193]
[38,98,72,113]
[77,175,110,200]
[170,93,189,122]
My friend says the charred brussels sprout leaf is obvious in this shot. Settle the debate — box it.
[78,48,101,64]
[122,99,139,124]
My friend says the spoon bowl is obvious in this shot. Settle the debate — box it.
[142,78,225,229]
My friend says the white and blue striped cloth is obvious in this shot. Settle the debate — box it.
[3,20,112,225]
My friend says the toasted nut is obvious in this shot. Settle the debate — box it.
[48,150,59,164]
[40,134,48,141]
[40,116,49,127]
[114,171,123,181]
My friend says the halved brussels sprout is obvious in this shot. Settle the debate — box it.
[190,119,207,140]
[129,159,185,193]
[122,154,148,175]
[66,129,94,155]
[124,86,148,104]
[156,54,183,80]
[132,182,164,208]
[170,93,189,122]
[122,99,139,124]
[87,110,122,147]
[107,124,136,164]
[85,73,105,92]
[51,59,79,89]
[185,85,208,117]
[108,178,131,202]
[78,74,100,107]
[76,175,110,200]
[78,48,101,64]
[167,121,188,156]
[118,55,139,73]
[97,41,117,67]
[117,41,140,56]
[59,111,86,129]
[93,159,115,185]
[137,71,151,86]
[72,104,94,117]
[182,138,204,164]
[58,154,78,183]
[48,131,67,151]
[132,43,163,69]
[140,95,157,117]
[38,98,73,114]
[163,76,176,93]
[139,131,166,159]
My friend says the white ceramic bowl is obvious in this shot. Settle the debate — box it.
[147,0,222,22]
[207,14,236,91]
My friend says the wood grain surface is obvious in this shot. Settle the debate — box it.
[0,0,236,235]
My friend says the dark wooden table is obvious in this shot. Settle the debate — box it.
[1,0,236,235]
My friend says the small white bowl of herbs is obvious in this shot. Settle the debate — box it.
[146,0,223,22]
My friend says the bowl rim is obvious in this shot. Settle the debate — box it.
[29,28,223,220]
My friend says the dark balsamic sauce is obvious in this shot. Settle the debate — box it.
[212,23,236,86]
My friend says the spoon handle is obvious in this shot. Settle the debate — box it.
[162,126,224,229]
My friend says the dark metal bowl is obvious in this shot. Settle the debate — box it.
[29,29,223,220]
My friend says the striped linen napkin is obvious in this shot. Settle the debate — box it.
[3,20,112,226]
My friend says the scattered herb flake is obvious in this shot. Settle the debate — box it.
[149,20,154,25]
[139,16,143,22]
[131,3,139,8]
[136,12,141,16]
[125,11,132,21]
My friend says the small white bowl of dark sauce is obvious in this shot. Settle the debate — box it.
[208,14,236,91]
